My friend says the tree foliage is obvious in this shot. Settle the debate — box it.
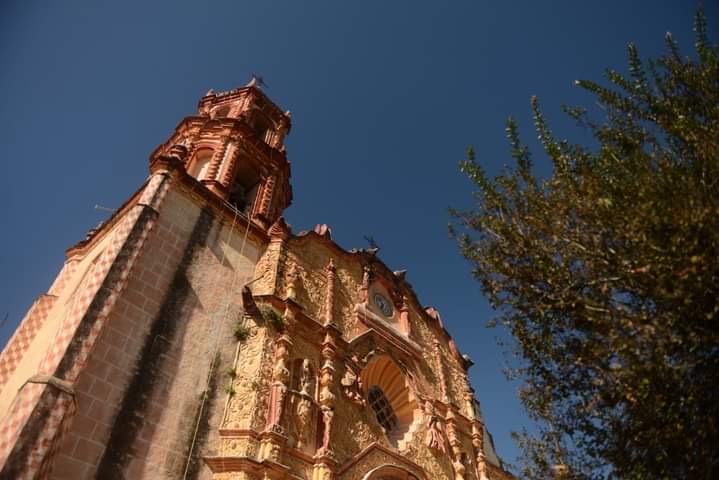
[451,11,718,479]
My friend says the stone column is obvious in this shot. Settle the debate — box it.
[324,259,336,326]
[266,333,292,430]
[313,327,339,480]
[432,338,449,403]
[267,218,291,298]
[472,422,489,480]
[399,295,412,335]
[447,407,467,480]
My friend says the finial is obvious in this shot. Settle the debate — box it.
[269,217,292,239]
[313,224,332,239]
[247,73,268,89]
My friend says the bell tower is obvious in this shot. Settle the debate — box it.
[152,77,293,228]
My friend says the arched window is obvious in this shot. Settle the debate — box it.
[361,356,421,447]
[228,161,260,214]
[213,105,231,118]
[252,115,271,143]
[189,148,213,181]
[368,385,398,433]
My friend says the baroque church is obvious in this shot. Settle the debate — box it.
[0,79,514,480]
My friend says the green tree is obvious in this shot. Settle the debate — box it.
[451,11,718,479]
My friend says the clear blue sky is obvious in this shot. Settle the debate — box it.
[1,0,715,469]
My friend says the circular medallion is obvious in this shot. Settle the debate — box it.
[373,293,393,317]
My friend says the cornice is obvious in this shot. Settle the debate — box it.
[66,156,271,260]
[65,180,149,259]
[198,85,291,130]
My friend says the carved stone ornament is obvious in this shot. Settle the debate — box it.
[472,425,489,480]
[268,216,291,239]
[360,265,371,302]
[295,395,312,448]
[299,359,313,395]
[168,144,189,163]
[453,457,467,480]
[268,335,291,429]
[319,405,335,452]
[424,401,447,453]
[340,359,365,406]
[285,262,298,300]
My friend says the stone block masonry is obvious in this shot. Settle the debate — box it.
[48,187,261,479]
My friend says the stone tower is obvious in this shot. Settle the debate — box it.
[0,80,514,480]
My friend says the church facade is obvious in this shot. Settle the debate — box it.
[0,80,514,480]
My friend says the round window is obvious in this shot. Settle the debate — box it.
[373,293,393,317]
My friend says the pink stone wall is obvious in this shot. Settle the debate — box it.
[49,186,262,479]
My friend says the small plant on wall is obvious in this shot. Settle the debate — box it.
[259,305,283,330]
[233,323,250,342]
[225,383,236,397]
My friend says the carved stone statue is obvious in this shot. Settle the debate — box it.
[340,359,365,406]
[268,337,291,428]
[453,457,467,480]
[472,428,489,480]
[285,262,298,300]
[424,401,447,453]
[320,405,334,451]
[294,358,314,448]
[359,265,371,302]
[299,358,313,396]
[295,395,312,448]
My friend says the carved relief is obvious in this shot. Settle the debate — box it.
[285,261,298,301]
[453,455,468,480]
[432,338,450,403]
[267,333,292,430]
[295,394,313,449]
[294,359,315,449]
[359,264,372,303]
[424,401,447,453]
[223,327,269,430]
[317,332,337,457]
[251,332,275,431]
[473,427,489,480]
[299,358,313,395]
[340,357,366,407]
[324,259,336,326]
[210,218,513,479]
